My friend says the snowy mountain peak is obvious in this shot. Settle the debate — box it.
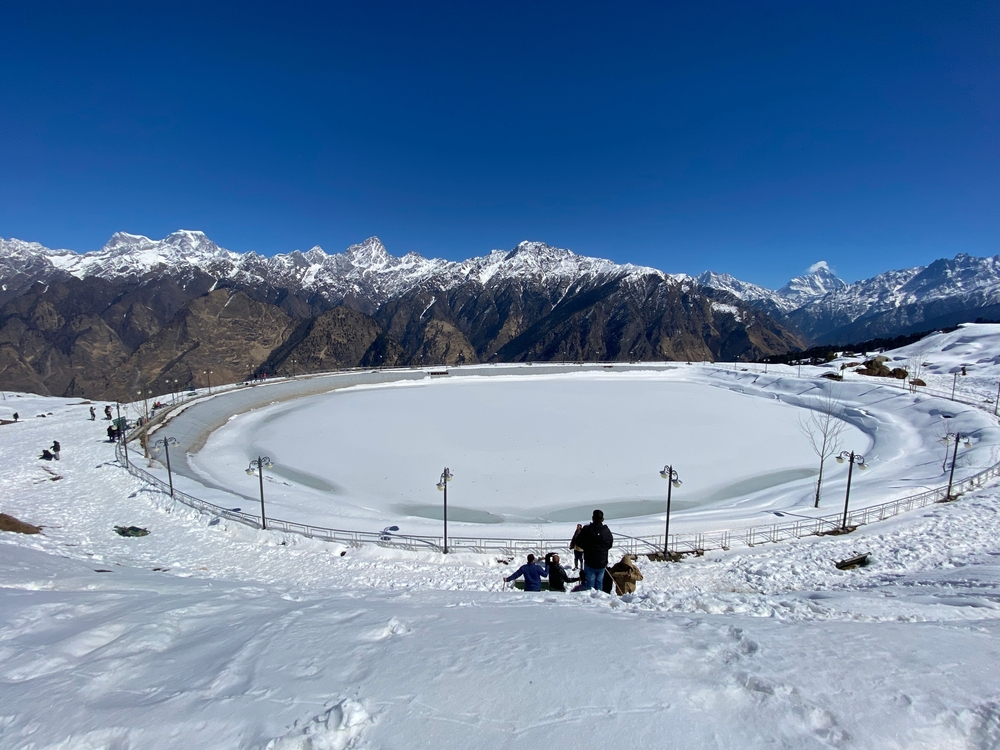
[304,246,328,264]
[506,241,570,260]
[104,231,153,252]
[343,237,391,268]
[778,261,847,303]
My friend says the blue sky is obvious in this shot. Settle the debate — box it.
[0,1,996,288]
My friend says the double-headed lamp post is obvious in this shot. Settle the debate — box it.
[246,457,274,530]
[835,450,868,531]
[941,432,973,500]
[153,437,179,497]
[658,465,682,556]
[436,467,454,553]
[204,370,213,395]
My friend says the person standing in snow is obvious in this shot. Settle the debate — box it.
[544,552,578,592]
[575,509,614,591]
[104,405,113,420]
[570,523,585,570]
[504,554,548,591]
[89,406,96,421]
[12,412,18,422]
[608,554,643,595]
[51,440,60,460]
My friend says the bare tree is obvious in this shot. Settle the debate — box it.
[799,391,847,507]
[904,342,933,393]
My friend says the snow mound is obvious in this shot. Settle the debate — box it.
[265,699,373,750]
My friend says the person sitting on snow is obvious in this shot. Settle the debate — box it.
[504,554,548,591]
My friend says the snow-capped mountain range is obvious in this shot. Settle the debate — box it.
[0,230,660,311]
[2,229,999,343]
[698,257,1000,342]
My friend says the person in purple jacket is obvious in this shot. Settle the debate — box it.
[503,554,548,591]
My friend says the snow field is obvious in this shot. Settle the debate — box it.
[168,358,999,541]
[1,324,1000,748]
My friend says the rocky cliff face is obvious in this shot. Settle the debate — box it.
[0,232,806,399]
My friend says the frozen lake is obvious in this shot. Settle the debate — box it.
[189,372,870,532]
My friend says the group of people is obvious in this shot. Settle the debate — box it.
[503,510,644,595]
[39,440,60,461]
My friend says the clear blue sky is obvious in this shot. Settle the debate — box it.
[1,1,996,288]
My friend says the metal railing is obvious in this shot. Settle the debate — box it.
[116,367,1000,558]
[117,431,1000,557]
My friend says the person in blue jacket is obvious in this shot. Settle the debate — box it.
[503,554,548,591]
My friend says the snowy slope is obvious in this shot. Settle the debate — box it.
[2,326,1000,747]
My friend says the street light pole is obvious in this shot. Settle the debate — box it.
[942,432,972,500]
[659,465,682,556]
[246,456,274,530]
[436,467,453,553]
[153,437,179,497]
[204,370,213,395]
[835,450,868,531]
[994,381,999,417]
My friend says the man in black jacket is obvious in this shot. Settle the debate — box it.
[575,509,614,591]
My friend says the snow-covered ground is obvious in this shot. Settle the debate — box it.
[1,324,1000,749]
[169,354,998,541]
[189,374,872,533]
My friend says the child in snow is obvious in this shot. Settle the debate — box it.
[51,440,60,460]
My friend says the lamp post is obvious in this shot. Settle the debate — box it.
[153,437,179,497]
[994,381,999,417]
[246,456,274,530]
[436,467,453,553]
[941,432,972,500]
[204,369,213,395]
[951,366,966,401]
[658,465,682,556]
[835,450,868,531]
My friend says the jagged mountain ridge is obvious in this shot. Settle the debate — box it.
[0,231,659,313]
[0,232,803,399]
[696,254,1000,343]
[5,231,999,348]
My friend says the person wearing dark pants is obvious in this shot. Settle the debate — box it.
[574,509,614,591]
[570,523,585,570]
